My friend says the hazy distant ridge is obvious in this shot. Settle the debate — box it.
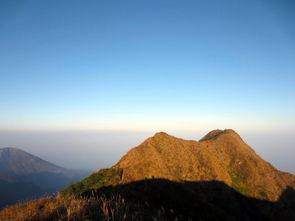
[0,147,86,207]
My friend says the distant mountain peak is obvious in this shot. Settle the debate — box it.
[0,147,23,154]
[0,147,18,151]
[145,132,189,149]
[0,147,40,165]
[150,129,241,144]
[150,131,176,141]
[199,129,239,142]
[0,147,63,175]
[0,147,87,207]
[153,131,170,137]
[0,147,38,155]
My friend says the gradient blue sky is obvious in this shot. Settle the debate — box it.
[1,0,295,132]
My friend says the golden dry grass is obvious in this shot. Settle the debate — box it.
[115,130,295,200]
[0,194,129,221]
[1,179,294,221]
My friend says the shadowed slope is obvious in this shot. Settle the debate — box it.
[1,179,294,221]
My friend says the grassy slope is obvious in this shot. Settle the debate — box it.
[61,168,122,196]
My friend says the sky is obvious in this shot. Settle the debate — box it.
[0,1,294,171]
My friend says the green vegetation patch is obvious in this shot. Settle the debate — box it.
[61,167,122,196]
[229,170,249,196]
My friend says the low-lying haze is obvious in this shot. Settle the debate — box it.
[0,130,293,173]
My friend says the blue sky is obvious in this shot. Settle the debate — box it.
[0,0,295,132]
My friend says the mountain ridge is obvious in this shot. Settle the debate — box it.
[0,147,65,174]
[0,147,87,207]
[65,129,294,201]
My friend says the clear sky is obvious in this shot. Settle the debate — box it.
[1,0,295,132]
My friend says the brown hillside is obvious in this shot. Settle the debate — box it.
[1,129,295,220]
[114,129,294,200]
